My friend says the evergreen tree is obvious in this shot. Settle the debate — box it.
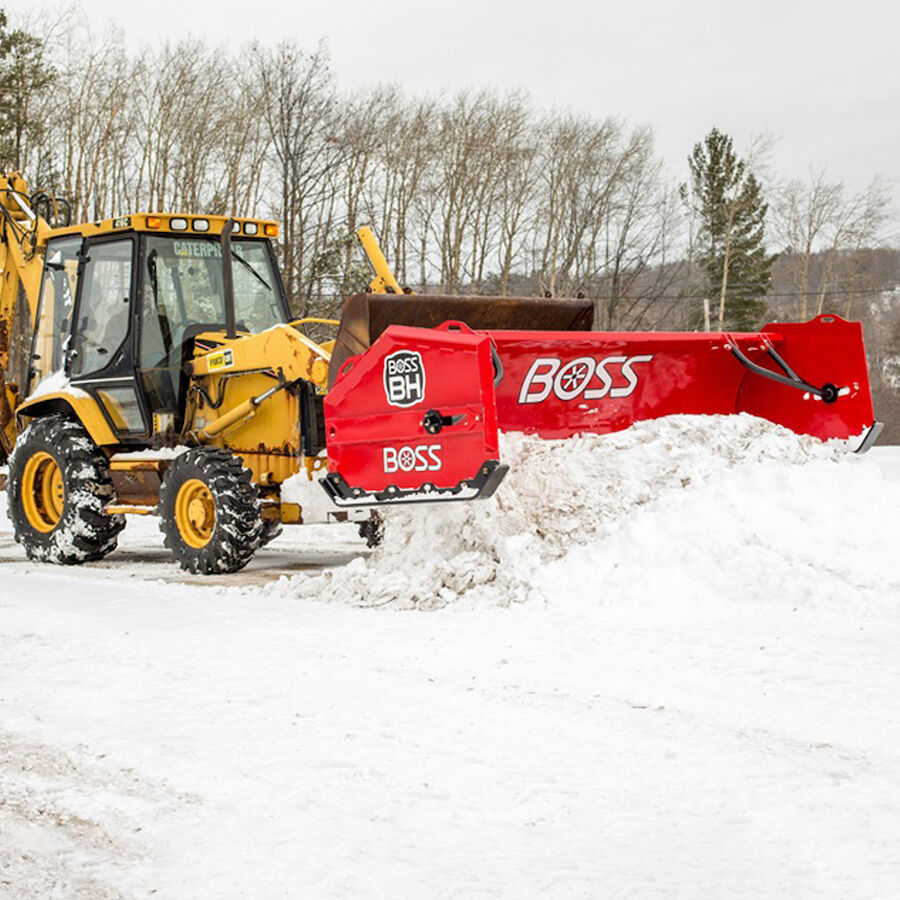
[683,128,774,330]
[0,10,53,171]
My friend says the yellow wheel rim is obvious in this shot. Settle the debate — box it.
[175,478,216,548]
[21,450,65,533]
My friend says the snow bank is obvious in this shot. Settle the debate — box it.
[269,414,856,609]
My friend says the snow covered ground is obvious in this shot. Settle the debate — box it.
[1,416,899,898]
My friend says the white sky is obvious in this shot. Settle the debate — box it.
[11,0,900,212]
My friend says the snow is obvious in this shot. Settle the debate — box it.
[280,457,352,525]
[108,447,187,461]
[25,370,89,402]
[276,415,861,609]
[1,416,899,898]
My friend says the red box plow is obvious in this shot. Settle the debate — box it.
[322,293,879,506]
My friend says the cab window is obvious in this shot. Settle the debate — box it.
[71,240,133,378]
[140,235,286,369]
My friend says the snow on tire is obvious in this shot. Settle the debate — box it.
[255,519,283,549]
[159,448,263,575]
[7,415,125,564]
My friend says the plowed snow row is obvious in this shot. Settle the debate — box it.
[270,414,856,608]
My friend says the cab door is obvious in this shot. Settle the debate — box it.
[68,236,149,440]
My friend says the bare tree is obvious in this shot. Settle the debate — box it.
[772,173,892,319]
[253,40,338,313]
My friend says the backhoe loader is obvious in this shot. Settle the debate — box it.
[0,173,880,574]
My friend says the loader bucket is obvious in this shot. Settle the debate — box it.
[328,292,594,388]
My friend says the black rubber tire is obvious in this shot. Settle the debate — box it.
[256,519,283,549]
[159,448,263,574]
[7,415,124,564]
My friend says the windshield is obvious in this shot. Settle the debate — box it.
[140,235,287,367]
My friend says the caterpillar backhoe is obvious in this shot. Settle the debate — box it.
[0,173,880,574]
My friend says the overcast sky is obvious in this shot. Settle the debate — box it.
[11,0,900,211]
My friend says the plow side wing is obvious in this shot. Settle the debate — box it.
[489,314,875,441]
[734,315,874,440]
[322,323,506,505]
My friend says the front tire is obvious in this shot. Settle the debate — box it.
[159,448,263,574]
[7,415,124,564]
[256,519,283,549]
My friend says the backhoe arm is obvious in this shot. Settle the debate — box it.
[0,172,53,456]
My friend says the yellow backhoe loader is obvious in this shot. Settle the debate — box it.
[0,173,879,575]
[0,173,359,572]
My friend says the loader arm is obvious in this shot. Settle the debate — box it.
[357,226,404,295]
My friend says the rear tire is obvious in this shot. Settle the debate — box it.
[7,415,124,564]
[159,448,263,574]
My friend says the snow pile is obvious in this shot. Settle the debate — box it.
[272,414,852,609]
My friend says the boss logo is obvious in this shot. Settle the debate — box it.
[384,350,425,407]
[518,354,654,404]
[383,444,442,473]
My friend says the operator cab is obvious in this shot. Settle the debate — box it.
[28,215,289,443]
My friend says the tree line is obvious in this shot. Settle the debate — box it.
[0,10,895,339]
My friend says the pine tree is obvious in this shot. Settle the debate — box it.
[0,11,53,171]
[683,128,774,330]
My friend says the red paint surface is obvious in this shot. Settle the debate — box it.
[490,315,874,440]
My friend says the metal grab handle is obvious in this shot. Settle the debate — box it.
[436,321,504,387]
[727,337,839,404]
[490,342,504,387]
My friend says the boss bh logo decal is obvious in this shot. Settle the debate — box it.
[518,354,654,404]
[383,350,425,407]
[383,444,442,473]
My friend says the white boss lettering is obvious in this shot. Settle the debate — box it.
[584,356,615,399]
[554,357,595,401]
[383,444,442,473]
[387,372,423,405]
[518,354,654,403]
[518,358,560,404]
[614,354,654,398]
[591,356,627,399]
